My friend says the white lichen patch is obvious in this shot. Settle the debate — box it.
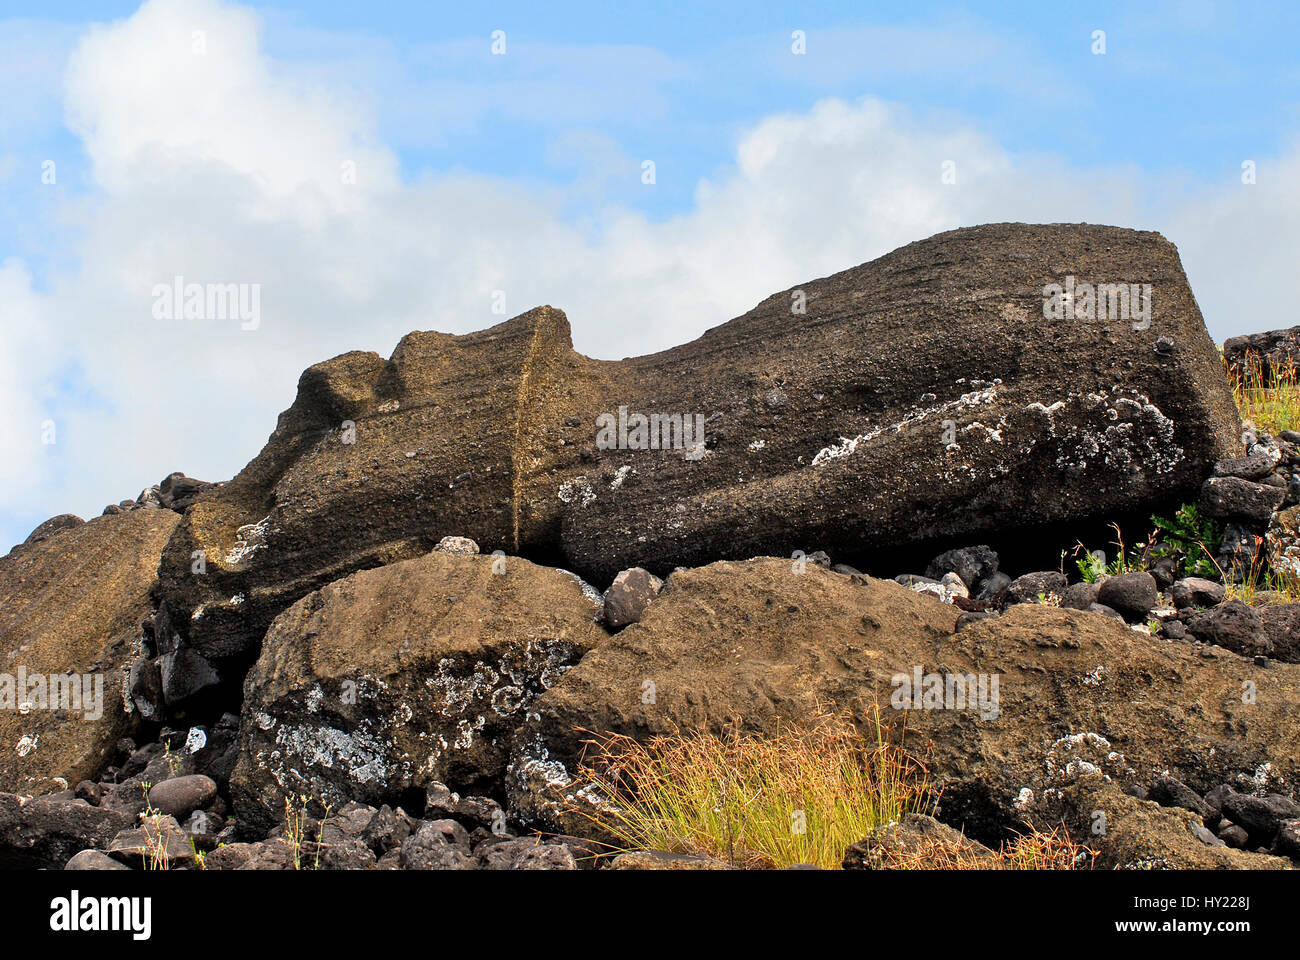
[557,569,605,610]
[558,477,596,508]
[1044,731,1132,784]
[609,465,634,490]
[226,515,272,566]
[812,382,1001,467]
[273,722,391,787]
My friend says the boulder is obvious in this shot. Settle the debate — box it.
[1060,581,1100,611]
[231,552,608,834]
[924,546,999,592]
[1168,577,1225,610]
[1183,601,1272,658]
[154,224,1242,667]
[504,560,1300,845]
[1005,571,1067,605]
[476,836,576,870]
[1257,604,1300,663]
[145,774,217,821]
[158,472,215,512]
[433,536,479,556]
[0,793,132,869]
[1200,476,1285,525]
[1025,777,1290,869]
[106,814,196,868]
[1213,454,1277,481]
[1148,775,1212,818]
[1096,571,1159,621]
[399,820,477,870]
[64,849,132,870]
[0,509,180,794]
[602,567,664,631]
[1219,791,1300,845]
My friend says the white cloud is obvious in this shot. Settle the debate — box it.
[2,0,1298,550]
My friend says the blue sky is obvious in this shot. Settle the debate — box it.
[1,0,1298,551]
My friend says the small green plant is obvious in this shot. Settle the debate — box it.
[283,794,333,870]
[1074,523,1149,583]
[1150,503,1221,579]
[161,743,181,777]
[139,780,171,871]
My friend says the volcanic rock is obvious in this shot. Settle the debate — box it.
[1183,601,1271,658]
[602,567,664,630]
[0,510,180,794]
[504,560,1299,844]
[1096,571,1159,620]
[231,552,608,833]
[153,224,1242,672]
[1200,476,1285,525]
[0,793,132,869]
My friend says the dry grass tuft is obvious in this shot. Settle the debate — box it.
[1228,350,1300,437]
[570,708,934,870]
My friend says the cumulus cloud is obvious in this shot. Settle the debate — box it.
[1,0,1297,550]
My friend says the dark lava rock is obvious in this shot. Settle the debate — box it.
[1148,776,1211,818]
[1169,577,1225,610]
[1184,601,1272,658]
[1097,571,1159,621]
[1213,453,1278,481]
[1060,581,1099,611]
[924,545,999,591]
[0,793,131,869]
[1221,791,1300,844]
[974,571,1011,602]
[1200,476,1285,525]
[1223,325,1300,382]
[1005,571,1068,605]
[602,567,664,630]
[1257,604,1300,663]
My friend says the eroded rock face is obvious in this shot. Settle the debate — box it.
[231,552,608,833]
[154,223,1240,690]
[0,510,180,794]
[505,560,1299,843]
